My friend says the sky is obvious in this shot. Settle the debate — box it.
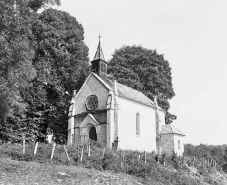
[54,0,227,145]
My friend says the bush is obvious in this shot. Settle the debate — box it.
[222,163,227,173]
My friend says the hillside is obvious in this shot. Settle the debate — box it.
[0,143,227,185]
[0,158,146,185]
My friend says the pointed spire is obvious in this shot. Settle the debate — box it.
[93,34,105,61]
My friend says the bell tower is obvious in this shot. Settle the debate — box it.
[91,35,108,80]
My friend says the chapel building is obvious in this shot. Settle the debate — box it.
[68,39,185,155]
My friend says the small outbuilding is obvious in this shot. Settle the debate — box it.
[160,124,185,156]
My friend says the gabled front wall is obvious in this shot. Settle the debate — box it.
[69,75,109,146]
[117,97,158,152]
[74,75,109,115]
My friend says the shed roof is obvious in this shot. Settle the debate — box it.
[161,124,185,136]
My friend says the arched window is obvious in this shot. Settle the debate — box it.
[178,140,180,150]
[136,113,140,136]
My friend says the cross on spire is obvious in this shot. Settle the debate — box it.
[98,33,101,41]
[93,34,105,61]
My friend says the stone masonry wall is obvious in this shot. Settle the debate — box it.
[98,124,107,147]
[160,134,174,155]
[74,128,80,145]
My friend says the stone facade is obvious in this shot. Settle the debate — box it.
[160,124,185,156]
[97,124,107,147]
[160,134,184,156]
[160,134,174,155]
[73,75,109,115]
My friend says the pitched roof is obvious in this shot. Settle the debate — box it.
[93,40,105,61]
[116,81,156,107]
[96,75,156,108]
[161,124,185,136]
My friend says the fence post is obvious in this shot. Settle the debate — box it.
[64,145,70,162]
[77,145,80,160]
[144,151,146,165]
[80,146,84,162]
[34,142,38,155]
[102,147,105,158]
[22,134,25,155]
[50,143,56,160]
[88,141,91,157]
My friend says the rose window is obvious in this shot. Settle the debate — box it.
[86,95,98,111]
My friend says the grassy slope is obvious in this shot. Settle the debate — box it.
[1,143,227,185]
[0,158,147,185]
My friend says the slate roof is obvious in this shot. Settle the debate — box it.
[160,124,185,136]
[103,78,156,108]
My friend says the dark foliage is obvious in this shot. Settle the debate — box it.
[184,143,227,166]
[108,46,176,124]
[0,1,89,143]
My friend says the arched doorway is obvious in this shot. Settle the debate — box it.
[89,127,97,141]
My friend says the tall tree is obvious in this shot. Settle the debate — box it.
[0,0,36,118]
[28,9,89,143]
[0,0,38,141]
[108,45,176,124]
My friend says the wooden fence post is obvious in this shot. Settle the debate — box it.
[144,151,146,165]
[22,135,25,155]
[50,143,56,160]
[80,146,84,162]
[102,147,105,158]
[88,141,91,157]
[64,145,70,162]
[34,142,38,155]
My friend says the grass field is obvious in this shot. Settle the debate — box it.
[0,143,227,185]
[0,158,148,185]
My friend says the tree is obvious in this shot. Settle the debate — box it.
[28,0,61,12]
[0,0,38,141]
[0,0,36,118]
[108,45,176,124]
[28,8,89,143]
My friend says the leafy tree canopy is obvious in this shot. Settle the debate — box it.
[0,0,36,119]
[28,0,61,12]
[0,1,89,143]
[108,45,176,124]
[27,8,89,143]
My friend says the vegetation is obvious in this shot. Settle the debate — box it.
[184,144,227,169]
[108,46,176,124]
[0,0,177,143]
[1,143,227,185]
[0,0,89,143]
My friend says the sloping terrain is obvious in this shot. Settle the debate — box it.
[1,157,227,185]
[0,158,147,185]
[1,144,227,185]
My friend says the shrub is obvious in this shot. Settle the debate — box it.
[222,163,227,173]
